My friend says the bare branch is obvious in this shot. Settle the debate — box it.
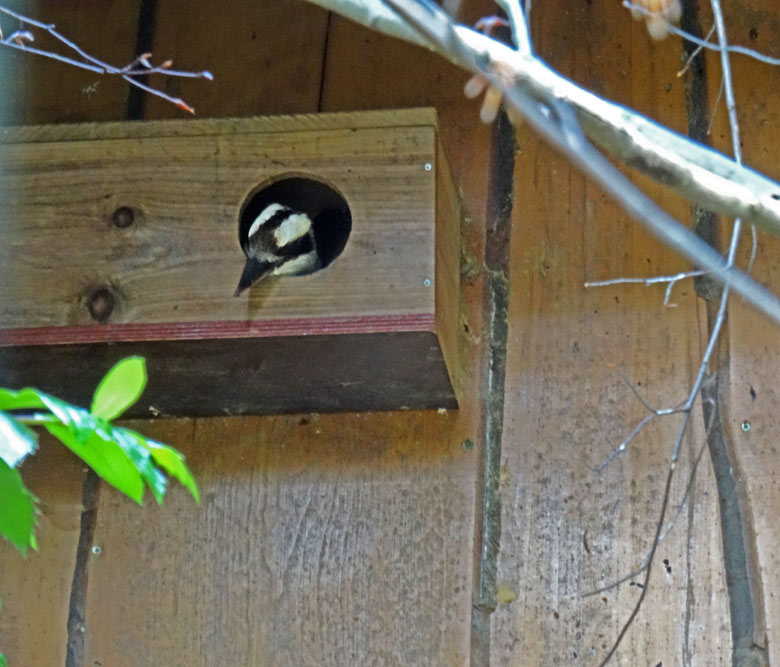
[586,270,706,307]
[0,6,212,114]
[495,0,531,54]
[600,1,750,659]
[584,407,713,598]
[305,0,780,237]
[374,0,780,327]
[677,24,716,77]
[627,1,780,67]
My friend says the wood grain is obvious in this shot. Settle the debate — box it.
[143,0,331,119]
[84,414,476,666]
[76,1,493,665]
[1,109,460,414]
[0,114,439,329]
[435,136,463,397]
[0,2,140,665]
[491,2,731,665]
[714,0,780,662]
[0,0,140,125]
[0,331,458,418]
[0,438,87,666]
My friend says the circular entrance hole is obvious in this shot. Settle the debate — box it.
[238,175,351,275]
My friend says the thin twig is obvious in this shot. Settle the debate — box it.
[0,5,212,114]
[584,400,714,597]
[495,0,531,54]
[706,76,725,137]
[625,1,780,67]
[586,270,705,307]
[594,372,686,473]
[599,1,747,661]
[619,370,657,414]
[585,271,705,289]
[678,24,716,77]
[595,413,658,473]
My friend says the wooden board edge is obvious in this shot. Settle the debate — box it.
[434,127,463,403]
[0,314,438,347]
[0,107,439,144]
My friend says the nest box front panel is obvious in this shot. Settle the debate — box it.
[0,109,460,415]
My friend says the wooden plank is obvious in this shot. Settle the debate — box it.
[491,2,731,665]
[715,0,780,661]
[320,1,498,660]
[0,120,438,329]
[435,136,464,397]
[78,0,493,664]
[1,332,457,417]
[0,2,141,665]
[84,414,476,666]
[0,438,87,666]
[0,0,140,125]
[143,0,330,119]
[0,107,440,144]
[729,275,780,666]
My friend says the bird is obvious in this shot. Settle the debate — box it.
[234,202,350,296]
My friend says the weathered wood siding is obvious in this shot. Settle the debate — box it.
[1,1,778,665]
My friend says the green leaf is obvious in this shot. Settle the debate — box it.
[123,430,200,504]
[91,357,147,421]
[0,388,94,443]
[0,411,37,468]
[45,424,145,504]
[0,388,48,412]
[110,427,167,505]
[0,458,38,556]
[0,653,6,667]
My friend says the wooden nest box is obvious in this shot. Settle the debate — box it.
[0,108,462,417]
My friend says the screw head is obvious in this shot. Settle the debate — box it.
[424,163,432,172]
[91,545,102,555]
[423,278,432,287]
[741,421,751,432]
[112,206,135,228]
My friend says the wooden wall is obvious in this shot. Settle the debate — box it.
[0,1,778,666]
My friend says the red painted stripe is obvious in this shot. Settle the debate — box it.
[0,314,436,347]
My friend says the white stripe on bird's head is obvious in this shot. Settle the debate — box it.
[273,212,312,247]
[273,250,320,276]
[248,203,289,239]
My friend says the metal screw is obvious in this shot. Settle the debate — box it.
[741,421,751,432]
[424,163,432,172]
[112,206,135,228]
[91,545,102,555]
[423,278,432,286]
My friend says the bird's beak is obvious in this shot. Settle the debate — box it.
[234,257,272,296]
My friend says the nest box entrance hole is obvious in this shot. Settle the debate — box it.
[238,175,352,275]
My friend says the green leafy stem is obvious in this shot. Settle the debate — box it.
[0,356,199,557]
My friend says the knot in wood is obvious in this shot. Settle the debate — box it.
[87,287,115,324]
[112,206,135,228]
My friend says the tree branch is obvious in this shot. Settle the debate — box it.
[304,0,780,238]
